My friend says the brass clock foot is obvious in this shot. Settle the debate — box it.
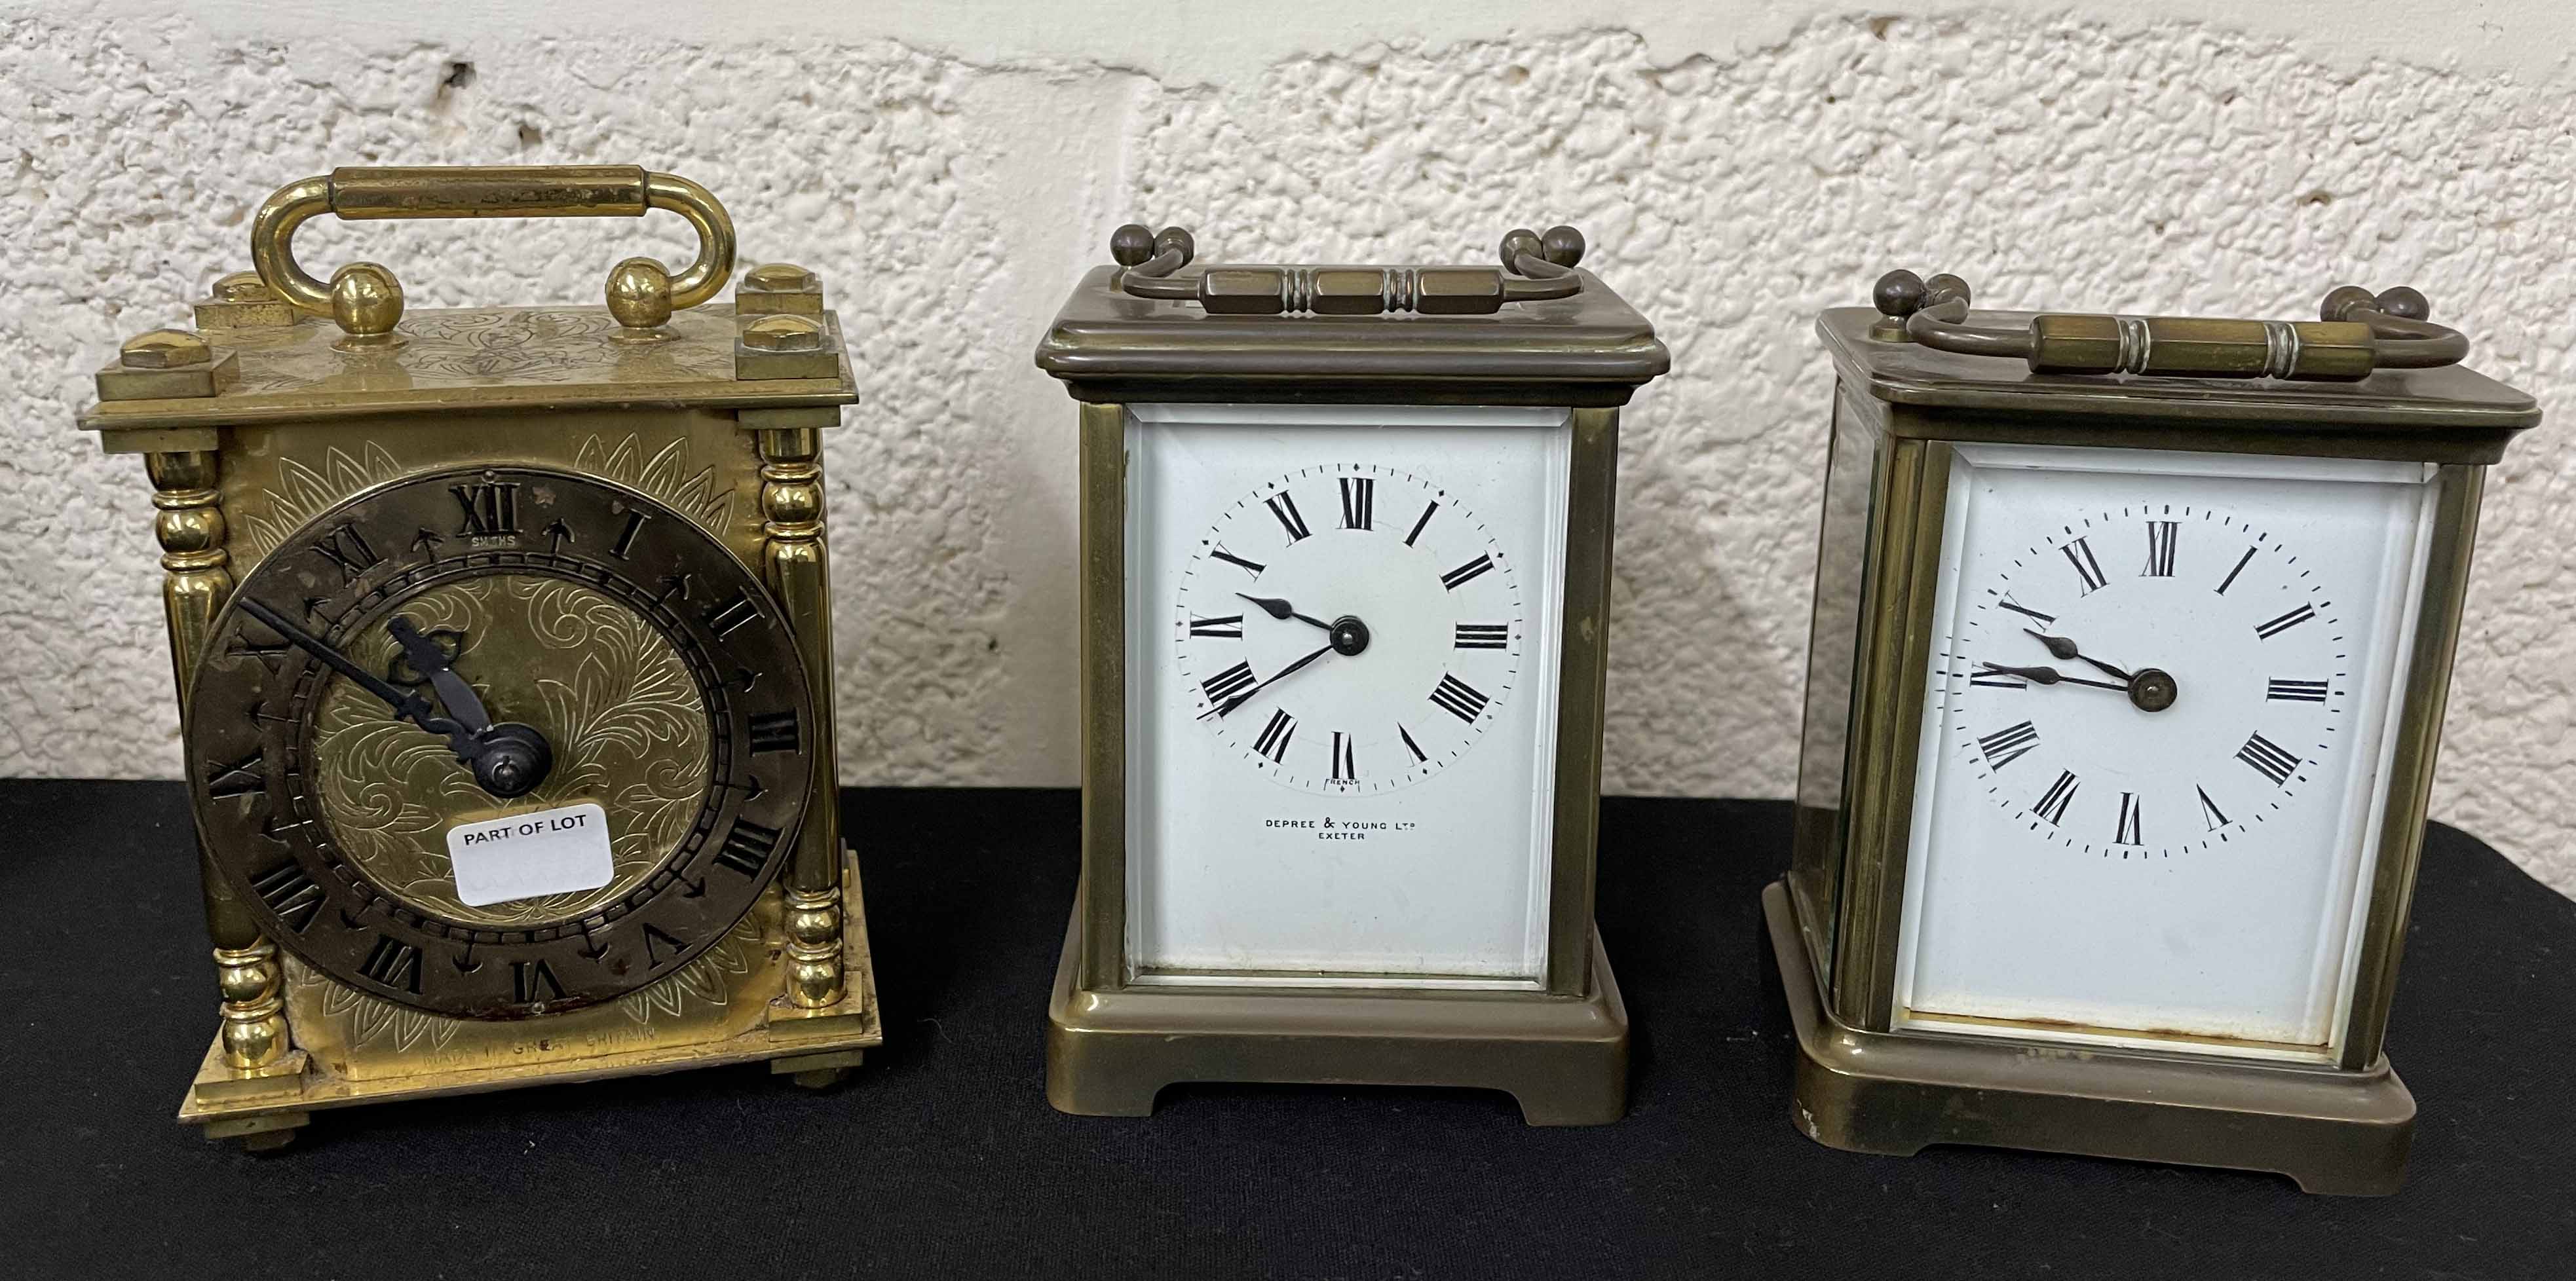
[770,1045,866,1090]
[1047,907,1631,1126]
[200,1109,309,1155]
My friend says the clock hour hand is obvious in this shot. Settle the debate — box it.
[384,613,554,798]
[231,597,553,800]
[390,616,492,735]
[1979,661,2129,692]
[1201,641,1338,720]
[1236,593,1333,631]
[2022,629,2135,682]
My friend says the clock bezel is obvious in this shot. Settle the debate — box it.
[183,465,816,1019]
[1886,442,2442,1062]
[1076,400,1616,999]
[1121,402,1575,987]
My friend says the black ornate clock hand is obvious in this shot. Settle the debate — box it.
[2020,630,2178,711]
[233,597,552,798]
[237,597,468,741]
[2023,629,2135,682]
[387,614,556,797]
[1202,641,1338,720]
[390,616,491,734]
[1979,661,2129,692]
[1237,593,1334,631]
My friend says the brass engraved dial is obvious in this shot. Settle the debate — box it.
[307,575,711,927]
[186,466,813,1019]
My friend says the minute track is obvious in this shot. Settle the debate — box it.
[1946,504,2346,859]
[1173,462,1525,795]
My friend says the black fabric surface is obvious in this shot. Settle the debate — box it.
[6,779,2572,1279]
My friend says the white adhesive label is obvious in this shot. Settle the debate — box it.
[446,802,613,907]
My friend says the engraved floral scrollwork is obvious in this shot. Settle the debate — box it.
[618,913,761,1024]
[575,434,736,533]
[236,441,406,559]
[289,910,763,1052]
[309,575,711,929]
[392,309,624,382]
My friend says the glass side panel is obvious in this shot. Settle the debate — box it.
[1787,383,1886,982]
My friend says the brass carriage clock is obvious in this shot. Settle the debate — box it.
[77,166,880,1149]
[1035,223,1667,1123]
[1772,270,2537,1193]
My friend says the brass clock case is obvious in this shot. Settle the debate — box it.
[185,467,812,1019]
[1036,225,1667,1124]
[77,166,878,1149]
[1774,272,2538,1193]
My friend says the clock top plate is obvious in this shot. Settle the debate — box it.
[79,303,857,434]
[1818,306,2538,440]
[1038,266,1668,407]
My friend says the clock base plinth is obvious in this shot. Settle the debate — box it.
[1762,880,2415,1196]
[1045,907,1629,1126]
[174,851,884,1149]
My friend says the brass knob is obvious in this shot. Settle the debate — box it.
[328,262,405,342]
[120,329,212,369]
[605,256,675,331]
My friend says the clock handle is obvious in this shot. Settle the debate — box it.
[1872,270,2470,381]
[248,165,736,343]
[1107,223,1589,315]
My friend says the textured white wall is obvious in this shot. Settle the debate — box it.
[4,3,2570,892]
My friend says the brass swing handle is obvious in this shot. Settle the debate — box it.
[1874,270,2469,381]
[249,165,737,340]
[1109,223,1588,316]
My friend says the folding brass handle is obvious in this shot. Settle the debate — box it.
[1872,270,2467,381]
[1108,223,1587,316]
[249,165,737,343]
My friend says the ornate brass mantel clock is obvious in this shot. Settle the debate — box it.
[1036,223,1667,1123]
[1771,270,2537,1193]
[76,166,880,1149]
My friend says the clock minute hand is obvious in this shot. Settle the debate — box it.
[1201,641,1337,720]
[1979,661,2129,693]
[235,597,478,754]
[1237,593,1333,631]
[2023,629,2136,682]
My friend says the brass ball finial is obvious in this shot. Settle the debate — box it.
[2376,286,2431,322]
[1538,225,1585,268]
[120,327,212,369]
[1153,225,1194,264]
[1922,272,1972,310]
[1500,227,1542,269]
[1110,223,1156,267]
[328,261,404,339]
[605,255,675,331]
[2319,285,2379,323]
[1874,269,1927,317]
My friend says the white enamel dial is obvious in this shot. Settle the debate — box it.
[1943,507,2348,859]
[1173,464,1524,795]
[1897,444,2438,1057]
[1125,404,1571,985]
